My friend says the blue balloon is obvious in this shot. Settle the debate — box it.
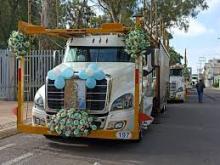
[54,76,65,89]
[94,70,105,80]
[86,78,96,89]
[88,63,98,70]
[47,70,56,80]
[62,67,74,79]
[79,70,88,80]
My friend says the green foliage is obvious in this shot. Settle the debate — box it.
[169,47,183,66]
[8,31,30,56]
[0,0,28,48]
[48,108,98,137]
[59,0,95,28]
[143,0,208,31]
[183,67,190,80]
[213,82,219,88]
[125,28,150,59]
[94,0,137,25]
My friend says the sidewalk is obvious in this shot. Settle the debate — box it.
[0,101,33,139]
[0,101,17,139]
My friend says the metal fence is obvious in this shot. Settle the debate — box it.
[0,49,17,100]
[0,49,64,101]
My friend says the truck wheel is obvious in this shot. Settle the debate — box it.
[44,135,57,140]
[161,104,166,113]
[151,97,158,117]
[133,129,143,143]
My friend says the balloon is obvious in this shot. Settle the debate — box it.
[86,78,96,89]
[85,67,94,77]
[94,70,105,80]
[78,70,88,80]
[47,70,56,80]
[62,67,74,79]
[88,63,98,70]
[54,76,65,89]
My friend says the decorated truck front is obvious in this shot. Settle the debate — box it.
[13,21,158,141]
[33,34,140,139]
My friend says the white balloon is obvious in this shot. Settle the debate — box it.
[85,67,94,77]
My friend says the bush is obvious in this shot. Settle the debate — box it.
[213,82,219,88]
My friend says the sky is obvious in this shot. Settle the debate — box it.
[170,0,220,74]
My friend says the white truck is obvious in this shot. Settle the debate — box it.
[18,21,170,140]
[168,64,185,102]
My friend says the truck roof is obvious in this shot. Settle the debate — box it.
[18,21,129,38]
[68,35,125,47]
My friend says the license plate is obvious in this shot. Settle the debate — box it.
[116,131,132,139]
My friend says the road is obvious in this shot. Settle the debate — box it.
[0,88,220,165]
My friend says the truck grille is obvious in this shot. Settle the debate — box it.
[47,80,64,109]
[170,82,176,91]
[86,79,107,111]
[47,79,107,111]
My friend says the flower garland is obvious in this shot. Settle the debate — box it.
[48,108,98,137]
[8,31,30,56]
[125,28,150,59]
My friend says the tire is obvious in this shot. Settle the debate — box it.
[133,129,143,143]
[161,104,166,113]
[44,135,57,140]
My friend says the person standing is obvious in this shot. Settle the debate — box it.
[196,80,206,103]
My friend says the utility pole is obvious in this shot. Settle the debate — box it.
[184,48,187,67]
[28,0,32,23]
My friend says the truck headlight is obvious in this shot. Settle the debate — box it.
[107,121,126,130]
[34,93,44,109]
[111,94,133,111]
[177,87,183,92]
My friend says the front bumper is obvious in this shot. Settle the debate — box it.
[32,106,46,126]
[169,91,185,101]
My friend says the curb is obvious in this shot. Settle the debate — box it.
[0,126,18,139]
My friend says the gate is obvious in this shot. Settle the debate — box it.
[0,49,17,100]
[0,49,64,101]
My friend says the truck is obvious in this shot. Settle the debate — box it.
[17,21,170,141]
[168,64,186,102]
[191,74,198,87]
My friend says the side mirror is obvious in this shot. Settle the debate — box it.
[53,50,60,66]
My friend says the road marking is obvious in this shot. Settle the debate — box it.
[0,143,16,151]
[1,152,33,165]
[50,141,89,147]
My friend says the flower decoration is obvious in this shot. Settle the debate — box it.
[8,31,30,56]
[78,63,105,89]
[48,108,98,137]
[47,64,74,89]
[125,28,150,59]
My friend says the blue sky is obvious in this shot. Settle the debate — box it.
[170,0,220,74]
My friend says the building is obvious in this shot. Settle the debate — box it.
[203,58,220,87]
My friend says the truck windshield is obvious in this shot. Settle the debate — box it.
[170,69,183,76]
[63,47,132,62]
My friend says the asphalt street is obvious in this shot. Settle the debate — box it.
[0,88,220,165]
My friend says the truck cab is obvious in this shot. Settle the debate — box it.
[32,33,155,139]
[169,64,185,102]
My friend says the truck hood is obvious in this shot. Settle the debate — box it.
[55,62,135,79]
[54,62,136,101]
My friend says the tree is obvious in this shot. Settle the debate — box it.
[59,0,95,28]
[0,0,28,48]
[143,0,208,35]
[92,0,137,25]
[169,47,183,66]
